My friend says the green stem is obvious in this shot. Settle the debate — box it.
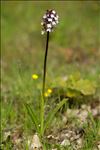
[41,31,49,136]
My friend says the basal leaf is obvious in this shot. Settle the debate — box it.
[66,75,96,96]
[66,88,80,98]
[44,98,68,133]
[75,79,96,95]
[25,103,40,133]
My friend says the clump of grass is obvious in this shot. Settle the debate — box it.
[82,113,100,150]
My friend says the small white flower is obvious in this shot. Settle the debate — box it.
[48,18,52,22]
[51,14,54,18]
[47,24,52,28]
[52,21,56,25]
[47,14,49,17]
[41,31,45,35]
[55,17,58,21]
[47,28,51,32]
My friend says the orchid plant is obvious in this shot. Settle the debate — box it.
[25,9,67,143]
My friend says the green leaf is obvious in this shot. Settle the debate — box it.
[66,88,80,98]
[66,75,96,96]
[44,98,68,132]
[75,79,96,95]
[25,103,40,133]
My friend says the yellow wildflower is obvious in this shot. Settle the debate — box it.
[44,92,49,97]
[47,88,52,94]
[44,89,52,97]
[32,74,38,80]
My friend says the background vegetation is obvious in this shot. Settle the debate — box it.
[1,1,100,149]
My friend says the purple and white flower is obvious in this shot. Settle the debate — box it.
[41,9,59,34]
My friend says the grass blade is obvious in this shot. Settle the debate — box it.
[44,98,68,133]
[25,103,40,133]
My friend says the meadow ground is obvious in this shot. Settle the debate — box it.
[1,1,100,149]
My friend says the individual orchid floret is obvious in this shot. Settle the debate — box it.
[41,9,59,34]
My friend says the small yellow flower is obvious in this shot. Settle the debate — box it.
[47,88,52,94]
[32,74,38,80]
[44,92,49,97]
[44,89,52,97]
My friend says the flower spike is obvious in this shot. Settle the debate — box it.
[41,9,59,34]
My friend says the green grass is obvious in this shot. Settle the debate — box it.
[1,1,100,149]
[82,115,100,150]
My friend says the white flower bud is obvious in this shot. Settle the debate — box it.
[41,22,44,25]
[56,15,59,19]
[52,10,56,14]
[43,15,46,19]
[41,31,45,35]
[56,20,59,24]
[52,21,56,26]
